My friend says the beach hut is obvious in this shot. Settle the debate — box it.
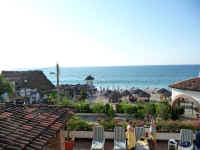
[85,75,94,87]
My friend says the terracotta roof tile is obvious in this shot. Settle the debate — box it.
[0,104,73,150]
[169,77,200,92]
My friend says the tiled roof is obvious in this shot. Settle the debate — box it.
[0,104,73,150]
[169,77,200,92]
[1,71,55,91]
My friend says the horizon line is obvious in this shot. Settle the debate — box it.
[2,63,200,71]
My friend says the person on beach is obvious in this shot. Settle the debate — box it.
[126,120,136,150]
[149,118,158,150]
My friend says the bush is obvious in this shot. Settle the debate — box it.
[117,102,157,119]
[171,106,185,120]
[74,101,91,113]
[104,104,115,118]
[156,100,171,120]
[60,97,74,107]
[156,120,200,133]
[136,109,146,119]
[98,119,125,131]
[117,102,138,114]
[78,89,88,101]
[91,103,106,113]
[67,115,93,131]
[144,102,157,116]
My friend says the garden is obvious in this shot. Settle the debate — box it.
[67,115,200,133]
[45,95,200,134]
[58,97,200,134]
[57,98,184,120]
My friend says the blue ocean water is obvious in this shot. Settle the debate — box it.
[38,65,200,90]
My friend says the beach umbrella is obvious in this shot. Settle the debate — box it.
[157,88,171,97]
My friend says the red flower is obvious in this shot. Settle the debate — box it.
[140,121,144,125]
[68,110,75,115]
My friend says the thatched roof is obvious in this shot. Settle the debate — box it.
[1,70,55,91]
[121,90,131,96]
[157,88,168,94]
[132,89,150,98]
[169,77,200,92]
[108,90,121,103]
[85,75,94,80]
[157,88,171,97]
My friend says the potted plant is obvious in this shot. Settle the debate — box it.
[65,116,76,150]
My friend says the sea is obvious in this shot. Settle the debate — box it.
[34,65,200,90]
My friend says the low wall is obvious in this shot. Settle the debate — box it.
[76,113,127,117]
[65,131,194,141]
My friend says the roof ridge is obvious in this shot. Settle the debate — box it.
[169,77,200,92]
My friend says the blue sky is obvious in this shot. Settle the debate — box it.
[0,0,199,70]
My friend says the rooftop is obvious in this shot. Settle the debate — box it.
[169,77,200,92]
[85,75,94,80]
[1,71,55,92]
[0,103,73,150]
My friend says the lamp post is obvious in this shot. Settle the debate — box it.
[24,79,28,104]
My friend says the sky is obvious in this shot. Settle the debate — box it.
[0,0,200,70]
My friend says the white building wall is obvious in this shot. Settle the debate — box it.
[172,88,200,103]
[86,80,93,87]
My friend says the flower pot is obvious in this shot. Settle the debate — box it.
[65,139,74,150]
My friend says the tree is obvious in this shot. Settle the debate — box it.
[0,75,13,95]
[78,89,88,101]
[156,99,171,120]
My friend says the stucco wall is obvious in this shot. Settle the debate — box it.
[172,88,200,103]
[48,130,65,150]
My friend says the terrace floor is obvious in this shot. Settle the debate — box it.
[73,139,168,150]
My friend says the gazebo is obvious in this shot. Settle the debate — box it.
[85,75,94,87]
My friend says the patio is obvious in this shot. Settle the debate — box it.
[73,139,168,150]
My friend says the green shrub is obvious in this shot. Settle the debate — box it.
[67,115,92,131]
[98,119,124,131]
[102,103,116,117]
[135,109,145,119]
[91,103,106,113]
[78,89,88,101]
[156,101,171,120]
[156,120,200,133]
[144,102,157,116]
[117,102,138,114]
[74,101,90,113]
[104,103,110,114]
[171,106,185,120]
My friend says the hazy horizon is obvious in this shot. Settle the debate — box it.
[1,63,200,72]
